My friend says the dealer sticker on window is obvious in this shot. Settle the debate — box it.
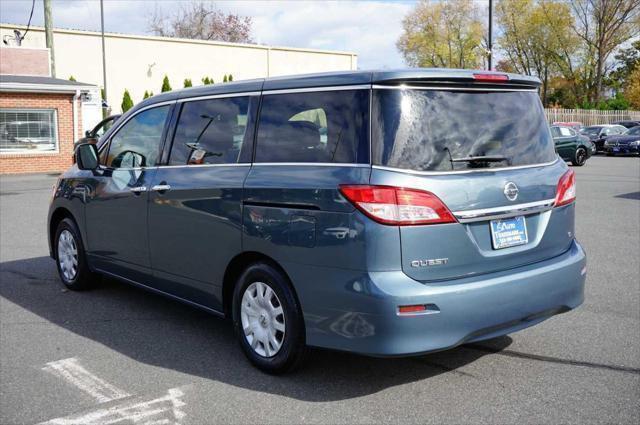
[490,216,528,249]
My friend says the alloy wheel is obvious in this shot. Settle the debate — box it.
[576,148,587,165]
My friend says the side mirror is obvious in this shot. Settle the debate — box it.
[85,130,92,138]
[76,143,99,170]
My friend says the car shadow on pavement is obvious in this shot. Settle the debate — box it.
[0,256,512,402]
[614,191,640,200]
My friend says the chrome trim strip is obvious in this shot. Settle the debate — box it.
[252,162,370,167]
[453,198,556,223]
[262,85,370,95]
[156,163,251,169]
[178,91,261,103]
[371,159,558,176]
[372,84,538,92]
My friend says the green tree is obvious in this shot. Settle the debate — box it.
[568,0,640,103]
[625,66,640,109]
[496,0,579,105]
[143,90,152,100]
[161,75,172,92]
[201,76,213,85]
[228,74,233,82]
[183,78,193,88]
[223,74,228,83]
[68,75,76,82]
[121,89,134,113]
[397,0,485,69]
[607,40,640,92]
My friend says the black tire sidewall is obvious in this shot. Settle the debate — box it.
[573,148,587,166]
[232,262,305,374]
[54,218,92,289]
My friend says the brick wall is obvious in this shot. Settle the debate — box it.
[0,92,80,174]
[0,47,50,76]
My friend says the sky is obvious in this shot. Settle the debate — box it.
[0,0,420,69]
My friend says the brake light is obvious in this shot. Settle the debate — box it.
[555,169,576,206]
[339,185,456,225]
[473,73,509,82]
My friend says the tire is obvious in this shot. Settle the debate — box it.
[572,147,588,166]
[232,262,306,374]
[54,218,98,290]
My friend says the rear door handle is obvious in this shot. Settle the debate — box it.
[151,184,171,192]
[130,186,147,194]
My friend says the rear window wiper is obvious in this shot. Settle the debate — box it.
[450,155,508,163]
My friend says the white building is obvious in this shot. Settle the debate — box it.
[0,23,357,113]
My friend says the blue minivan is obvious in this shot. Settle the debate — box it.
[49,69,586,373]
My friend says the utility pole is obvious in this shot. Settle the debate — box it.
[488,0,493,70]
[100,0,108,106]
[43,0,55,77]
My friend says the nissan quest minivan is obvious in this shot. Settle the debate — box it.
[49,69,586,373]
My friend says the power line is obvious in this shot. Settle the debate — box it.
[20,0,36,41]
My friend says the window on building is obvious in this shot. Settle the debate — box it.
[105,105,170,168]
[0,109,58,153]
[255,90,369,163]
[169,96,251,165]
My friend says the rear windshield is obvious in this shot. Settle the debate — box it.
[372,89,556,172]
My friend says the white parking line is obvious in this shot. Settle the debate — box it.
[39,387,187,425]
[42,358,131,404]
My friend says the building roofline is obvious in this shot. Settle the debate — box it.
[0,83,97,93]
[0,23,357,57]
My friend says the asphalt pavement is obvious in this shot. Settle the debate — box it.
[1,156,638,424]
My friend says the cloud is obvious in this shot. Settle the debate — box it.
[0,0,412,69]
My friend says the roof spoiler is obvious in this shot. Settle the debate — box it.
[371,69,541,89]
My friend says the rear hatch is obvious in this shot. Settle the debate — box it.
[370,77,574,282]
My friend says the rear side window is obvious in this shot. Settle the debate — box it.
[372,89,557,172]
[255,90,369,163]
[169,96,251,165]
[559,127,573,137]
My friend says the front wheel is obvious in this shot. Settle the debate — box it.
[572,147,588,166]
[54,218,97,290]
[232,262,306,374]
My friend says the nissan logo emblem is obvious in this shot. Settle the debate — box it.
[504,182,519,201]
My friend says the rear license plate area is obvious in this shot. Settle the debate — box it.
[490,216,528,249]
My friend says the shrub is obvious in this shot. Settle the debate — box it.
[184,78,193,88]
[68,75,76,82]
[121,89,134,112]
[161,75,172,92]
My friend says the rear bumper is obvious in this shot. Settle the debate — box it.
[289,240,586,356]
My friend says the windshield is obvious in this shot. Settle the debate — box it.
[581,126,602,135]
[372,89,556,172]
[626,126,640,135]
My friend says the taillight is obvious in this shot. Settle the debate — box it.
[339,185,456,225]
[473,73,509,82]
[555,169,576,206]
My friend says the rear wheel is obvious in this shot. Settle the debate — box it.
[54,218,97,290]
[232,262,306,374]
[572,147,588,166]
